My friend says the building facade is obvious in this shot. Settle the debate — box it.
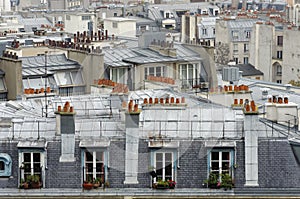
[0,87,299,193]
[215,19,257,65]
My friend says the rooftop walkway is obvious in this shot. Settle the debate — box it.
[1,188,300,198]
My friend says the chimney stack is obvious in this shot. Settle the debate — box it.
[55,101,76,162]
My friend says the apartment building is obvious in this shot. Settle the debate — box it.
[215,18,257,65]
[249,22,300,84]
[181,14,217,46]
[0,82,299,197]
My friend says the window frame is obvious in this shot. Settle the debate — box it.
[208,149,234,180]
[82,149,108,183]
[179,63,199,88]
[144,66,165,79]
[110,67,128,84]
[112,22,118,28]
[151,150,177,183]
[277,36,283,46]
[0,154,12,177]
[233,44,238,53]
[19,150,45,186]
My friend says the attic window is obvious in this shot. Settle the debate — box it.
[0,153,12,177]
[0,161,4,170]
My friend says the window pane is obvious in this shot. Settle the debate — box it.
[34,163,41,172]
[96,152,103,162]
[119,68,126,84]
[144,68,147,79]
[29,78,43,89]
[222,152,230,160]
[0,78,5,90]
[71,71,84,85]
[181,65,187,79]
[24,153,31,162]
[96,163,104,172]
[165,153,172,161]
[86,152,93,161]
[156,153,162,162]
[0,161,4,170]
[155,153,163,179]
[222,162,230,170]
[211,152,219,160]
[56,72,72,85]
[112,68,117,82]
[211,162,219,170]
[23,79,29,89]
[149,67,155,76]
[156,67,161,77]
[165,163,172,179]
[86,163,93,173]
[33,153,40,162]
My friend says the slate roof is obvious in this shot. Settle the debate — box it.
[16,15,52,32]
[103,43,202,67]
[234,64,264,77]
[147,2,219,21]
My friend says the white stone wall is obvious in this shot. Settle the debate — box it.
[282,29,300,84]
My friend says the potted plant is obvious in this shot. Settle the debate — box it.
[155,179,170,189]
[221,173,234,190]
[26,175,41,189]
[20,178,29,189]
[168,180,176,189]
[203,172,220,189]
[83,176,93,190]
[93,177,102,189]
[104,181,110,188]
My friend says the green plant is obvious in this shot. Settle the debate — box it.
[204,172,220,188]
[93,177,102,184]
[221,173,233,190]
[26,175,40,183]
[104,181,110,188]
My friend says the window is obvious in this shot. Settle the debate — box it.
[0,77,7,91]
[0,154,12,177]
[276,65,282,76]
[55,71,84,86]
[209,150,234,178]
[20,152,44,185]
[245,31,250,38]
[83,151,106,182]
[82,16,91,21]
[244,43,249,52]
[111,67,127,84]
[232,31,238,39]
[277,80,282,84]
[244,57,249,64]
[202,28,207,35]
[0,161,4,170]
[154,152,174,181]
[277,36,283,46]
[234,57,238,64]
[213,28,215,35]
[58,86,84,96]
[233,44,238,53]
[179,63,199,88]
[277,51,283,59]
[144,66,165,79]
[112,22,118,28]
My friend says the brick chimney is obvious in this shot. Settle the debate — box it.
[124,102,140,185]
[55,102,76,162]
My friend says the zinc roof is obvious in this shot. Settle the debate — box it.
[20,54,81,76]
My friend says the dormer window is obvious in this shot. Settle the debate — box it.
[0,153,12,177]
